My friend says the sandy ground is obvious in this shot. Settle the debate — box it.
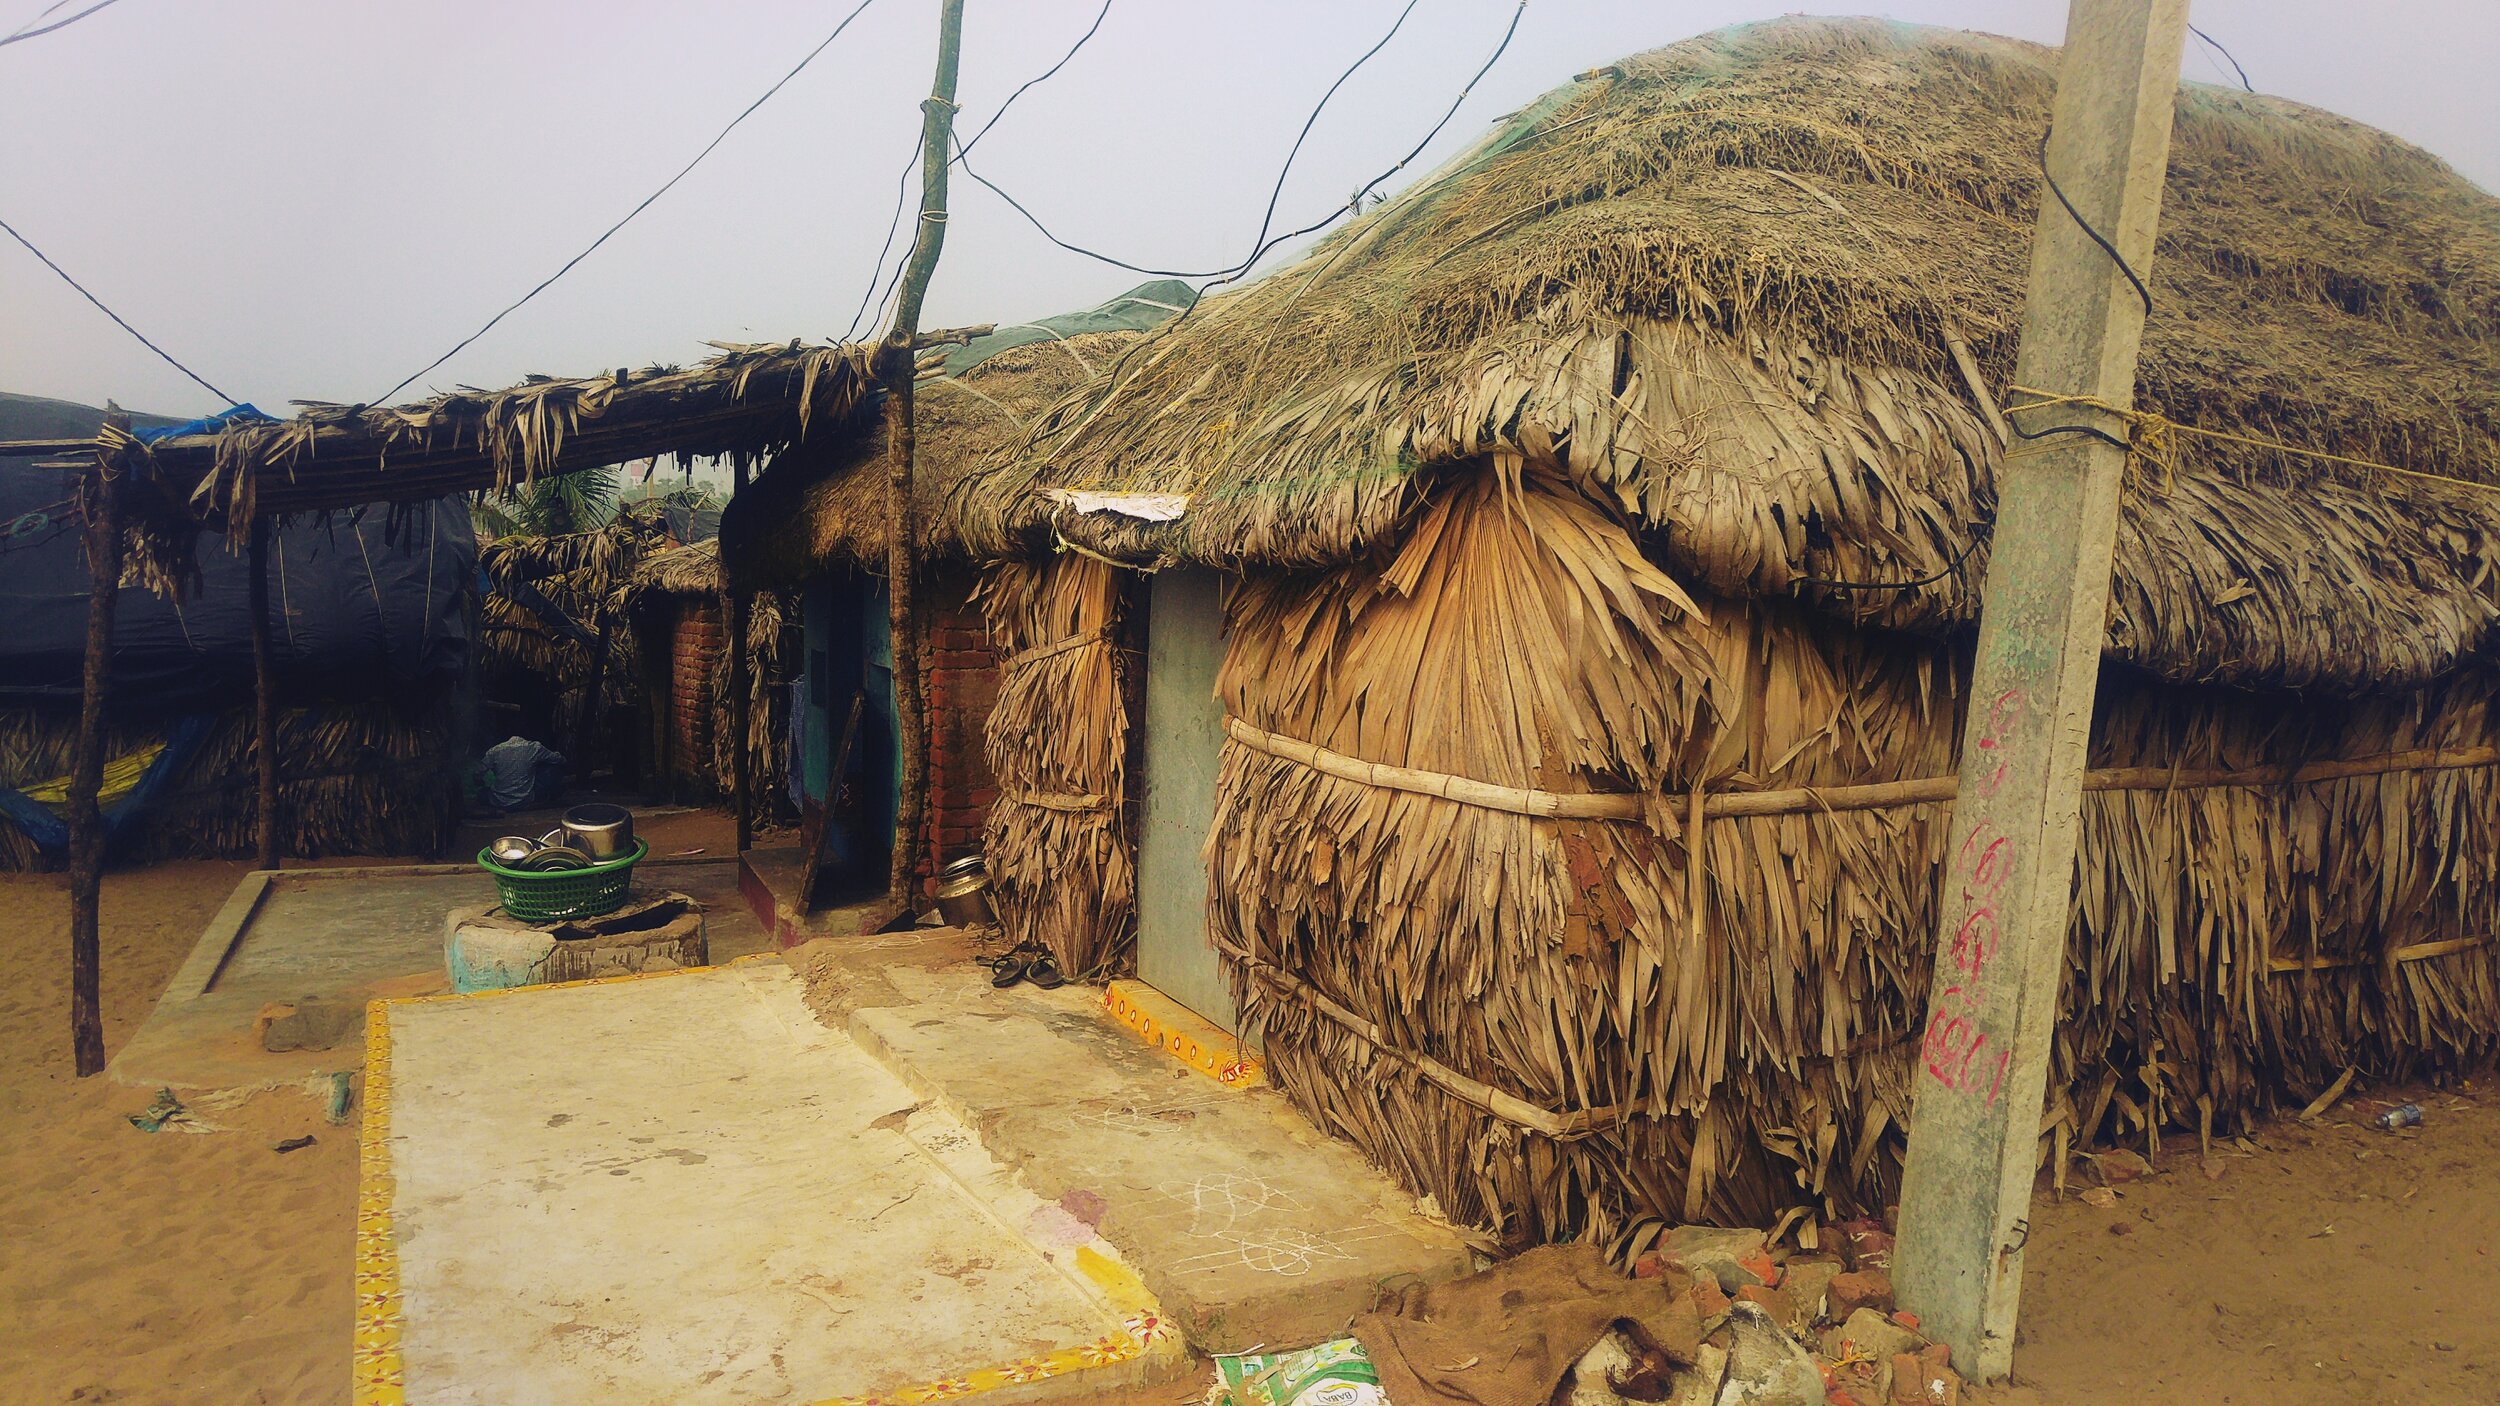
[2,828,2494,1403]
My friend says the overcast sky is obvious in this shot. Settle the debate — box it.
[3,1,2493,419]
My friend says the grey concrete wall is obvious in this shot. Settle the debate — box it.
[1136,567,1234,1030]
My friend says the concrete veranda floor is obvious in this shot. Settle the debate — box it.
[365,959,1176,1405]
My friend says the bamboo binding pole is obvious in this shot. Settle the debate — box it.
[248,517,280,871]
[878,0,966,913]
[65,420,130,1078]
[1224,714,2500,823]
[727,460,752,854]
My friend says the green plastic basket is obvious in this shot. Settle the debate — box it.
[476,838,648,923]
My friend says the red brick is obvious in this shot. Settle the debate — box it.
[1827,1270,1893,1319]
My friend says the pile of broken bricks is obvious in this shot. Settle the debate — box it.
[1614,1216,1962,1406]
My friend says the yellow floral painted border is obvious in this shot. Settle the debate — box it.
[352,999,404,1406]
[1104,980,1264,1087]
[354,960,1182,1406]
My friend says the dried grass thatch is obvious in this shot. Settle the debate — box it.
[0,700,459,870]
[721,331,1144,590]
[627,536,725,598]
[957,18,2500,695]
[978,554,1136,977]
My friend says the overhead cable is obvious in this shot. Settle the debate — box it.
[0,0,122,49]
[845,0,1116,343]
[0,214,238,406]
[371,0,881,407]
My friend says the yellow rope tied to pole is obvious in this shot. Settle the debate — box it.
[2005,385,2498,501]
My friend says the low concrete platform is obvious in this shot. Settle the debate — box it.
[791,927,1479,1353]
[114,858,770,1092]
[738,843,887,949]
[362,960,1180,1405]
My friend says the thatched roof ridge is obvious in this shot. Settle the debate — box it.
[628,537,723,598]
[129,340,876,531]
[719,329,1145,589]
[954,18,2500,693]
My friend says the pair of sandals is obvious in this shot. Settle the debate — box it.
[986,940,1065,990]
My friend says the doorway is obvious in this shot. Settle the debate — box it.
[1135,567,1235,1031]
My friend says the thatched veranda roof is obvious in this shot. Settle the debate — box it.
[106,340,876,531]
[718,329,1149,590]
[954,18,2500,694]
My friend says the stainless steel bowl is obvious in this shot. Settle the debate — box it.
[488,835,540,865]
[559,803,635,860]
[518,845,593,871]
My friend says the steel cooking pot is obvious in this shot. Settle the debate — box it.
[558,803,635,860]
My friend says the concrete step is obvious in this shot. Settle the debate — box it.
[789,927,1479,1353]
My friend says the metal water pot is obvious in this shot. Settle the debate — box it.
[933,854,995,928]
[557,803,635,860]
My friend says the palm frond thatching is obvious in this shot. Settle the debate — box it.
[0,701,459,870]
[956,18,2500,695]
[979,554,1136,977]
[1214,470,2500,1240]
[722,331,1146,590]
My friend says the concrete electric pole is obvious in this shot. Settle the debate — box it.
[1892,0,2189,1379]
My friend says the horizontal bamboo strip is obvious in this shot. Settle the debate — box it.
[1223,716,1645,819]
[2269,936,2490,974]
[1001,787,1109,813]
[1000,627,1113,673]
[1225,717,2500,823]
[1214,935,1627,1140]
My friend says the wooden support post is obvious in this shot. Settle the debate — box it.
[65,422,129,1078]
[248,517,280,871]
[1892,0,2188,1378]
[879,0,966,913]
[728,460,753,853]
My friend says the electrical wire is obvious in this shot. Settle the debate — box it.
[1799,519,1994,592]
[2034,127,2153,318]
[0,214,238,406]
[2188,24,2253,93]
[954,0,1465,283]
[1020,0,1529,462]
[372,0,880,406]
[844,0,1116,343]
[844,144,922,342]
[0,0,119,48]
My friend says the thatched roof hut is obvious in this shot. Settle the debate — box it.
[958,17,2499,694]
[714,286,1182,926]
[951,20,2500,1241]
[721,291,1183,586]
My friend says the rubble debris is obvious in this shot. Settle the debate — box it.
[2091,1148,2154,1184]
[1664,1224,1774,1293]
[255,998,362,1053]
[1717,1302,1824,1406]
[1827,1269,1894,1319]
[1780,1259,1842,1326]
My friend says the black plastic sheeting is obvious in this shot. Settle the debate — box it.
[0,471,475,709]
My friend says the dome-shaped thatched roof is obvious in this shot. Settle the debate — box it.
[955,17,2500,693]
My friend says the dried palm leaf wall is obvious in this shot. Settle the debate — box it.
[1209,468,2500,1245]
[0,700,459,870]
[979,554,1137,978]
[707,586,788,808]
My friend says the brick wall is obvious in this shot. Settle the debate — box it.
[667,600,723,790]
[921,573,1000,885]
